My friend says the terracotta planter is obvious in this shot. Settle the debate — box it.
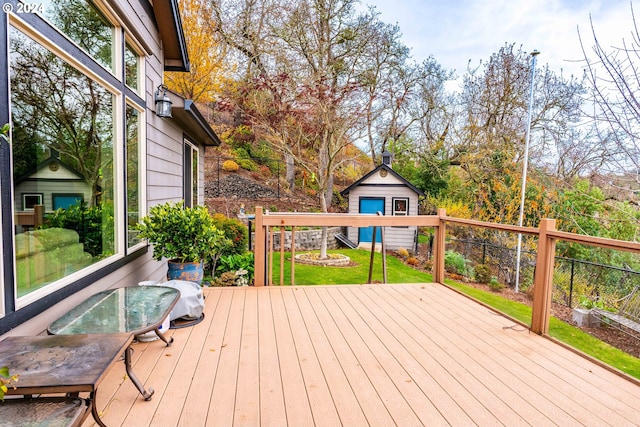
[167,260,204,284]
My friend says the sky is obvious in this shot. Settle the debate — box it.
[363,0,634,84]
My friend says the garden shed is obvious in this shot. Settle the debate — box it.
[340,151,423,252]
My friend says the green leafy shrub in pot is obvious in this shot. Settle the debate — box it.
[137,202,225,263]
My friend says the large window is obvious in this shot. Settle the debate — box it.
[126,104,143,248]
[40,0,115,72]
[125,42,140,91]
[7,1,144,301]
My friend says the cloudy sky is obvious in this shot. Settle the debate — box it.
[363,0,634,82]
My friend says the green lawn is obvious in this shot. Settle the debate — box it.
[269,248,640,380]
[271,249,433,285]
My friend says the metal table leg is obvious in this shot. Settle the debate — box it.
[155,327,174,346]
[124,347,154,400]
[90,391,107,427]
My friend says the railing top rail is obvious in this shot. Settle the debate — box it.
[548,229,640,253]
[442,216,539,236]
[256,208,639,253]
[260,213,440,227]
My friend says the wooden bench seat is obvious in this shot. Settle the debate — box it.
[592,286,640,338]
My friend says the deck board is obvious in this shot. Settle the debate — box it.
[83,284,640,427]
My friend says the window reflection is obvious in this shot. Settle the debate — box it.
[125,43,139,91]
[40,0,114,71]
[126,105,141,248]
[10,26,115,297]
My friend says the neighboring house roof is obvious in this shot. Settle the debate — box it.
[152,0,190,72]
[14,155,85,185]
[340,164,424,196]
[168,92,221,146]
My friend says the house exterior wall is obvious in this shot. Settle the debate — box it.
[345,184,420,252]
[0,0,205,336]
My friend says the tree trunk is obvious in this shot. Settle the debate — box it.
[319,185,329,259]
[285,152,295,191]
[319,226,328,260]
[324,172,334,210]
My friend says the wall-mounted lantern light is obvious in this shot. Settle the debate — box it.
[154,84,172,118]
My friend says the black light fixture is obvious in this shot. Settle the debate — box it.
[154,84,172,118]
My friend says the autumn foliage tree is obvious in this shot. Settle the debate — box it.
[166,0,228,105]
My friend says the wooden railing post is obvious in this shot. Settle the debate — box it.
[531,218,557,335]
[290,227,295,286]
[433,208,447,284]
[254,207,266,287]
[280,227,285,286]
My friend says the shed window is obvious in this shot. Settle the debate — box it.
[393,198,409,216]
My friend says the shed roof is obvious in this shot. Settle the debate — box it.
[14,154,85,185]
[340,164,424,196]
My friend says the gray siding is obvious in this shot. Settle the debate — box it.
[345,185,419,252]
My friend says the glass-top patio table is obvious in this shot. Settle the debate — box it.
[48,285,181,400]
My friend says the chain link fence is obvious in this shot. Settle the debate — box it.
[448,237,640,310]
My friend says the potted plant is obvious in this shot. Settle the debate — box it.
[137,201,225,284]
[572,295,602,327]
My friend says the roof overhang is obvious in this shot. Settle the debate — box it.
[153,0,190,72]
[168,93,221,146]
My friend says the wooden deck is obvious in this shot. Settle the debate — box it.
[84,284,640,426]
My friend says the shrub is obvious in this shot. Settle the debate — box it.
[236,157,258,172]
[488,277,505,291]
[474,264,492,284]
[137,202,225,263]
[406,257,420,266]
[212,214,248,256]
[332,189,348,211]
[214,271,238,287]
[44,201,114,257]
[222,160,239,172]
[444,250,470,276]
[397,248,410,259]
[223,125,254,150]
[259,164,272,177]
[216,252,255,284]
[578,295,604,310]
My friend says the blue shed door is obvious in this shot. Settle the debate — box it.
[358,198,384,243]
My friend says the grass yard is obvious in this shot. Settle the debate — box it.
[270,249,433,285]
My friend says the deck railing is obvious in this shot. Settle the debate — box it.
[252,206,640,336]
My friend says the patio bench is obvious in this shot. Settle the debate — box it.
[0,396,91,427]
[591,286,640,338]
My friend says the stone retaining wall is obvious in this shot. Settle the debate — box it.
[252,226,343,251]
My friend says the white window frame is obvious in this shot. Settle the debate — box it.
[392,197,409,216]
